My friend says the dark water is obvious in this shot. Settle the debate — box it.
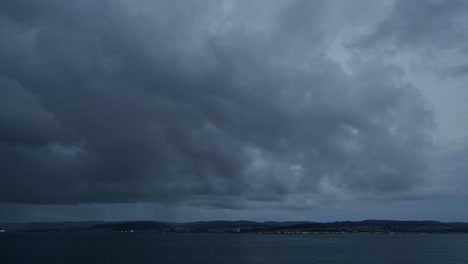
[1,233,468,264]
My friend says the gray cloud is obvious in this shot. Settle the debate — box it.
[353,0,468,203]
[359,0,468,51]
[0,0,433,209]
[443,64,468,78]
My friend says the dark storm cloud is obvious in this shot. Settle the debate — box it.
[0,0,432,207]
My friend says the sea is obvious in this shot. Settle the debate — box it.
[1,233,468,264]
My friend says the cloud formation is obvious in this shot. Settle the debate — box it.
[0,0,435,209]
[362,0,468,50]
[357,0,468,197]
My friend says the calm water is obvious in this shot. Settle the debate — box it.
[1,233,468,264]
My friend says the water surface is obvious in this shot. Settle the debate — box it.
[1,233,467,263]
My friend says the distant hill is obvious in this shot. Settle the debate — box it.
[0,221,106,231]
[3,220,468,234]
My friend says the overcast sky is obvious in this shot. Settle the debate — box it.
[1,0,468,223]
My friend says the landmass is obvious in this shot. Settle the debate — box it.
[3,220,468,234]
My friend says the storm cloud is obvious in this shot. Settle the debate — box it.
[0,0,438,211]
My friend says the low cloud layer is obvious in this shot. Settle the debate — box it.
[0,0,453,211]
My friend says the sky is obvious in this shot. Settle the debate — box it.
[1,0,468,223]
